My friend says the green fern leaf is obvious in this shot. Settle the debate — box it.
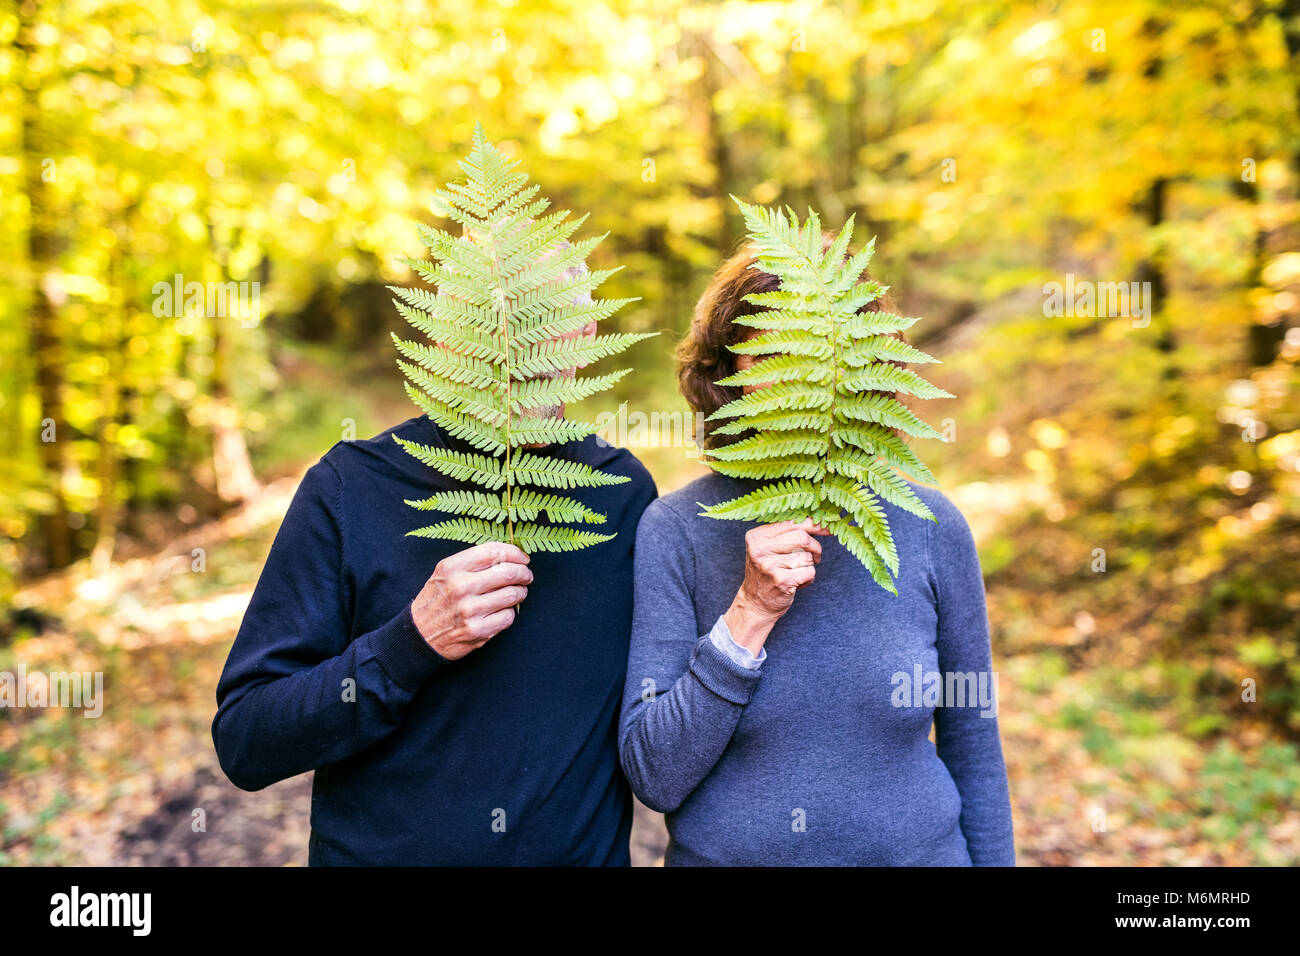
[390,299,505,361]
[822,473,899,575]
[406,517,503,546]
[729,329,834,360]
[512,332,657,379]
[822,514,899,595]
[391,438,507,490]
[706,381,834,421]
[510,369,632,413]
[391,123,656,552]
[841,310,920,338]
[698,479,818,523]
[708,457,823,481]
[837,364,954,400]
[825,447,935,522]
[392,336,501,391]
[397,360,508,427]
[833,393,946,440]
[508,415,600,447]
[511,523,618,552]
[716,355,834,388]
[404,489,508,522]
[510,489,606,524]
[403,382,507,455]
[508,452,630,488]
[706,430,829,462]
[389,285,497,334]
[832,422,938,484]
[513,297,640,346]
[844,334,941,367]
[712,409,831,436]
[700,198,950,591]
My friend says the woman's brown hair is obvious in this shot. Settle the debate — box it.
[677,234,905,450]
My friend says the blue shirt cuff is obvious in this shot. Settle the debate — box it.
[708,615,766,670]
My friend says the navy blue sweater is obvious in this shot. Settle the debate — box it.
[212,415,657,865]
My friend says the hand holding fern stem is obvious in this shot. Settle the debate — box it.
[410,541,533,660]
[723,519,830,655]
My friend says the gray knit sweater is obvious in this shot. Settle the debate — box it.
[618,473,1016,866]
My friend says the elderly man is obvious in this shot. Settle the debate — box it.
[212,258,657,865]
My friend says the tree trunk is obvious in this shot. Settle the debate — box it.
[1134,176,1169,318]
[206,231,258,505]
[17,0,71,570]
[845,53,867,224]
[91,206,135,575]
[690,28,733,250]
[1284,0,1300,183]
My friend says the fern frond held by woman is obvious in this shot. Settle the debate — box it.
[390,123,655,552]
[698,197,951,594]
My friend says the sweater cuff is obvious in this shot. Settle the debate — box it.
[369,602,449,692]
[689,631,763,705]
[708,614,766,669]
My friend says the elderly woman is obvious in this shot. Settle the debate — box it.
[618,244,1015,866]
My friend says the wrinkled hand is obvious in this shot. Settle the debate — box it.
[723,519,829,655]
[411,542,533,660]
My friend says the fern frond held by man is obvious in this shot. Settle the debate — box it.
[389,123,655,552]
[698,197,952,594]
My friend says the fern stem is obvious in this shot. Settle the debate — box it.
[782,231,833,523]
[821,312,842,523]
[486,229,515,546]
[502,324,514,546]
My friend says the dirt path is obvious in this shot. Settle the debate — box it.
[115,760,667,866]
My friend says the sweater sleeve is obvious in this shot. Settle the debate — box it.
[618,500,762,814]
[211,457,448,792]
[928,493,1016,865]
